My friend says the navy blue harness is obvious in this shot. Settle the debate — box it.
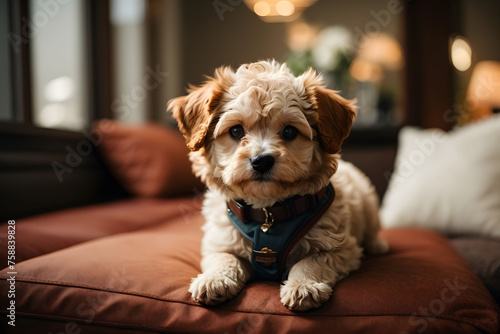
[227,183,335,281]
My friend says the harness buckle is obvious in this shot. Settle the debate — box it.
[252,247,277,266]
[261,207,274,233]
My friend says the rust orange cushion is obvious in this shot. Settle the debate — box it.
[0,197,202,264]
[95,120,203,198]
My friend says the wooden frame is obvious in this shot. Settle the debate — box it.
[403,0,455,130]
[8,0,33,124]
[87,0,113,121]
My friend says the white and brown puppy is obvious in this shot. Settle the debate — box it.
[168,60,388,311]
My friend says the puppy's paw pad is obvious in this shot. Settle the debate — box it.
[280,280,332,311]
[189,272,242,305]
[365,238,389,255]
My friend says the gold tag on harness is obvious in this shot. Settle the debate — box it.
[260,208,274,233]
[252,247,278,267]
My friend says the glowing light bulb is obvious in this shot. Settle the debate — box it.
[276,1,295,16]
[254,1,271,16]
[451,37,472,72]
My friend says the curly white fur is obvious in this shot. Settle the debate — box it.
[169,60,388,311]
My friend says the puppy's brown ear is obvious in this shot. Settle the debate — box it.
[167,67,234,151]
[314,86,357,154]
[300,69,356,153]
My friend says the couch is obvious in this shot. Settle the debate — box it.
[1,121,499,334]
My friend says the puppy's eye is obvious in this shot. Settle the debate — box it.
[282,125,298,141]
[229,125,245,140]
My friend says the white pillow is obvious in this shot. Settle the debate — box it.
[381,115,500,238]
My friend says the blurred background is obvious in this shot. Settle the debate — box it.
[1,0,500,217]
[3,0,500,132]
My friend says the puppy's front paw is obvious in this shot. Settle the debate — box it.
[189,272,243,305]
[280,279,332,311]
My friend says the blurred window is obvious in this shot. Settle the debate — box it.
[30,0,88,131]
[110,0,148,124]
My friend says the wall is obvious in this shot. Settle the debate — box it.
[178,0,402,86]
[462,0,500,63]
[179,0,288,86]
[152,0,403,122]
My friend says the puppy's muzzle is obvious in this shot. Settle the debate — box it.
[250,154,275,174]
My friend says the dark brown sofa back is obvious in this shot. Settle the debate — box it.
[0,125,127,221]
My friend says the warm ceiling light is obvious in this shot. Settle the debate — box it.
[276,1,295,16]
[451,36,472,72]
[244,0,317,23]
[254,1,271,16]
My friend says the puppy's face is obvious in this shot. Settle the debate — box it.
[169,61,356,205]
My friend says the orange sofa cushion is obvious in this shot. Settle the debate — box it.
[0,197,202,264]
[95,120,203,198]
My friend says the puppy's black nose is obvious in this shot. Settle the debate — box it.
[250,154,275,173]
